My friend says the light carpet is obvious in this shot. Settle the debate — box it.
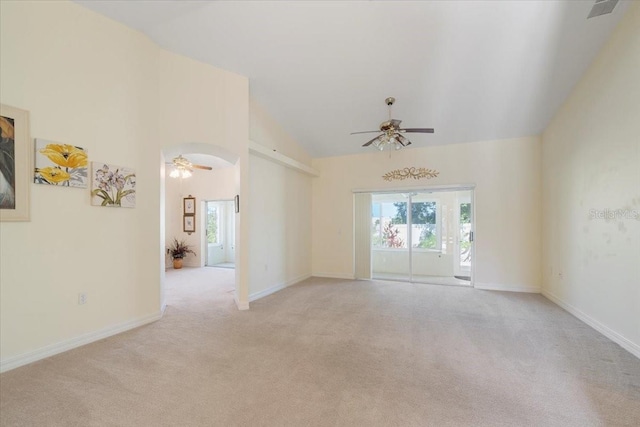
[1,270,639,426]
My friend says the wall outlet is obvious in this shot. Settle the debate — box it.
[78,292,87,305]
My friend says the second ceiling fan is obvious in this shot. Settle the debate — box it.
[167,155,212,179]
[351,97,434,150]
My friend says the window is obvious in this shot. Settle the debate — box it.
[372,201,408,248]
[372,196,441,250]
[207,204,220,244]
[411,201,438,249]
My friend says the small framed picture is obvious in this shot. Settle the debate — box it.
[183,196,195,215]
[183,215,195,233]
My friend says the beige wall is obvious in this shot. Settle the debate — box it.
[0,1,249,367]
[248,155,312,299]
[248,102,313,299]
[312,136,542,291]
[542,3,640,355]
[250,99,312,166]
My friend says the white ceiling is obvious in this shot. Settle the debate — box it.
[76,0,630,158]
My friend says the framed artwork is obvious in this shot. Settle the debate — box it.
[0,104,31,221]
[184,196,195,215]
[90,162,136,208]
[183,215,195,233]
[34,139,88,187]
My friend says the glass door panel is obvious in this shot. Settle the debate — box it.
[410,192,447,284]
[411,190,473,286]
[371,193,410,281]
[454,192,472,279]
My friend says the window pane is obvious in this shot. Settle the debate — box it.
[372,201,407,248]
[207,206,218,244]
[459,203,471,266]
[412,201,437,249]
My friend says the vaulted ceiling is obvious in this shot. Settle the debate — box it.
[76,0,630,157]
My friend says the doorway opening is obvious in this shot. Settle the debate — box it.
[160,143,240,312]
[204,199,236,269]
[364,188,474,286]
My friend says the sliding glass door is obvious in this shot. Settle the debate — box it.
[371,189,473,286]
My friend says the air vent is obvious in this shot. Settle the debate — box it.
[587,0,619,19]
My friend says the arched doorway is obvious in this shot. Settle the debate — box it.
[160,143,242,311]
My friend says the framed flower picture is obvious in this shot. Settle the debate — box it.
[184,196,195,215]
[90,162,136,208]
[34,139,88,187]
[0,104,31,221]
[183,215,195,233]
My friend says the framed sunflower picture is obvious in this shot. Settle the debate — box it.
[34,139,88,187]
[0,104,31,222]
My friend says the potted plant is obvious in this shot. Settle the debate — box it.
[167,238,196,269]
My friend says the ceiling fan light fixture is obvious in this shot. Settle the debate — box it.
[169,163,193,179]
[351,97,434,152]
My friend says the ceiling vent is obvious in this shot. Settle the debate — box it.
[587,0,619,19]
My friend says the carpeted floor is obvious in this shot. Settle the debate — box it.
[1,270,639,426]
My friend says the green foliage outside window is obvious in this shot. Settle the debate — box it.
[207,207,218,244]
[460,203,471,262]
[393,201,436,224]
[394,201,437,249]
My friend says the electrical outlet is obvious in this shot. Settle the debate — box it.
[78,293,87,305]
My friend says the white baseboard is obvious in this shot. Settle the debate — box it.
[311,272,356,280]
[542,289,640,359]
[0,311,163,374]
[249,274,311,302]
[234,295,250,311]
[475,282,541,293]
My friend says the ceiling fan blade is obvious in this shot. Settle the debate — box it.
[362,135,382,147]
[351,130,381,135]
[397,134,412,146]
[192,164,213,171]
[398,128,435,133]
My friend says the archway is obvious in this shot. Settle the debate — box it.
[160,143,242,311]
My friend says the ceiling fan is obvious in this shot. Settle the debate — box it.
[166,155,212,179]
[351,97,434,151]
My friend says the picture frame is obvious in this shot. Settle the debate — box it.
[90,162,136,208]
[184,195,195,215]
[235,194,240,213]
[0,104,31,221]
[34,139,88,188]
[183,215,195,233]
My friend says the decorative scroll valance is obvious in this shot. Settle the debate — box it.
[382,167,439,182]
